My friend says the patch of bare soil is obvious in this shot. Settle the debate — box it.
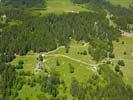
[122,31,133,37]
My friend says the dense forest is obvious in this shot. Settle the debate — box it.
[1,0,46,8]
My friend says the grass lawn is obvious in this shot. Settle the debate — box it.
[33,0,89,15]
[18,84,44,100]
[107,0,133,8]
[113,36,133,87]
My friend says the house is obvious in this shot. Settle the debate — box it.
[1,14,6,19]
[35,63,42,71]
[1,14,7,23]
[41,53,45,57]
[91,65,97,72]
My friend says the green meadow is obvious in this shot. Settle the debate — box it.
[33,0,89,15]
[10,40,97,99]
[11,36,133,99]
[107,0,133,7]
[113,36,133,87]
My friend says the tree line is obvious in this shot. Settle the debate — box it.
[1,0,46,8]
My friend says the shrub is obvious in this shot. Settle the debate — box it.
[83,50,87,55]
[16,64,23,69]
[118,60,125,66]
[70,79,79,97]
[116,39,119,42]
[123,51,127,55]
[65,48,69,53]
[115,65,120,72]
[51,87,59,97]
[18,70,25,76]
[56,60,60,66]
[69,63,74,73]
[122,41,125,44]
[106,60,111,64]
[109,53,115,58]
[39,55,43,61]
[18,60,24,65]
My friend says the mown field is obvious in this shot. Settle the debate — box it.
[33,0,89,15]
[113,36,133,87]
[107,0,133,8]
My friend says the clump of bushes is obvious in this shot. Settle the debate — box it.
[16,60,24,69]
[109,53,115,58]
[115,65,120,72]
[118,60,125,66]
[69,63,74,73]
[123,51,127,55]
[77,50,88,55]
[56,59,60,66]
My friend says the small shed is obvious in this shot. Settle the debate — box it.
[35,63,42,71]
[1,14,6,19]
[91,65,97,72]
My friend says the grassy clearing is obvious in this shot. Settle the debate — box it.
[10,40,96,99]
[41,40,96,99]
[113,36,133,87]
[33,0,89,15]
[10,37,133,99]
[44,56,94,99]
[18,84,42,100]
[42,40,96,99]
[107,0,133,8]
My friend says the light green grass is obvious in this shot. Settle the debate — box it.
[113,36,133,87]
[107,0,133,8]
[18,84,43,100]
[44,56,94,99]
[43,40,96,99]
[8,20,23,26]
[34,0,89,15]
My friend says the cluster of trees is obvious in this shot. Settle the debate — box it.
[89,39,109,62]
[0,63,16,100]
[72,0,108,5]
[72,0,133,31]
[16,60,24,69]
[115,60,125,75]
[70,65,133,100]
[0,53,16,63]
[41,71,60,98]
[1,0,46,8]
[70,79,86,100]
[0,62,27,100]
